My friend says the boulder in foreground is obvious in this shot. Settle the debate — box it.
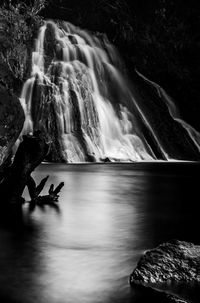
[130,240,200,303]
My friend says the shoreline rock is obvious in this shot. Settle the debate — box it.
[130,240,200,303]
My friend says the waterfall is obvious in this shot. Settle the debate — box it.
[19,20,200,162]
[20,20,155,162]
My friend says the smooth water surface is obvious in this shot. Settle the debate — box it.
[0,162,199,302]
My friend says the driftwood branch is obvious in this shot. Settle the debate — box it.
[0,133,48,206]
[0,132,64,210]
[27,175,64,209]
[27,175,49,200]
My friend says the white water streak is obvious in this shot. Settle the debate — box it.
[136,69,200,153]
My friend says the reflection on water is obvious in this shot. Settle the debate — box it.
[0,163,199,303]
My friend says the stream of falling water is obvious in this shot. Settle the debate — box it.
[136,69,200,153]
[19,20,200,162]
[20,20,154,162]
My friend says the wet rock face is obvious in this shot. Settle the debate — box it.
[130,240,200,303]
[131,72,200,161]
[0,85,24,168]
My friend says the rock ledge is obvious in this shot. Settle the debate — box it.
[130,240,200,303]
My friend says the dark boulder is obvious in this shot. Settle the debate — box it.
[130,240,200,303]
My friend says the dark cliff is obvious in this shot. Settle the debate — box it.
[0,85,24,172]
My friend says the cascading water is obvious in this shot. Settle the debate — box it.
[19,20,200,162]
[20,20,154,162]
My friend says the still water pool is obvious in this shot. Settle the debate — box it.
[0,162,199,302]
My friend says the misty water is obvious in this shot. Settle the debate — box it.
[0,162,199,303]
[20,20,155,163]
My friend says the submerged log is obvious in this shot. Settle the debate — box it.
[130,240,200,303]
[27,175,64,210]
[0,132,64,208]
[0,133,48,205]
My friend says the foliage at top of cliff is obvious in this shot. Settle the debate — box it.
[0,0,45,92]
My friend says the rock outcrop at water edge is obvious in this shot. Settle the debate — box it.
[130,240,200,303]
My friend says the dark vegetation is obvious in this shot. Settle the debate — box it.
[0,1,60,209]
[0,0,45,93]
